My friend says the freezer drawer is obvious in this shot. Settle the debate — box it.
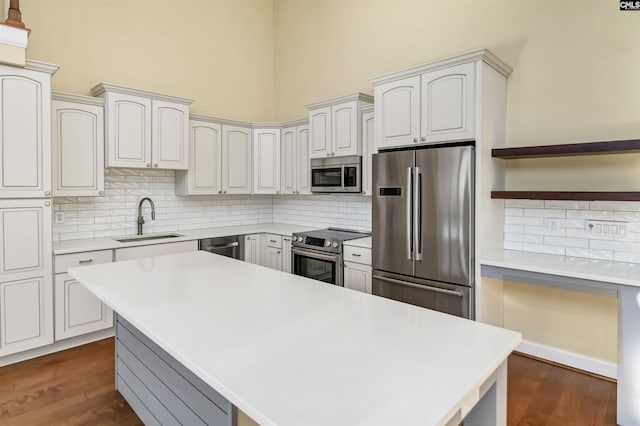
[372,270,474,319]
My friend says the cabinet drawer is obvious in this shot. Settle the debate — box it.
[265,234,282,249]
[343,245,371,265]
[55,250,113,274]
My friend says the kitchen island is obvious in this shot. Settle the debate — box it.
[69,251,521,426]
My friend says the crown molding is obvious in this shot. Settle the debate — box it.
[281,118,308,128]
[360,104,374,114]
[305,92,374,111]
[24,59,59,74]
[52,91,105,106]
[91,82,193,105]
[369,48,512,85]
[189,113,251,128]
[252,122,284,129]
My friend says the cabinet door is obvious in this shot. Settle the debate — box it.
[253,129,281,194]
[332,101,360,157]
[309,107,331,159]
[282,237,292,273]
[421,62,475,143]
[361,111,375,196]
[106,92,152,168]
[52,100,105,197]
[54,273,113,341]
[0,199,51,277]
[296,125,311,195]
[0,275,53,356]
[374,75,421,150]
[281,126,297,195]
[244,234,262,265]
[0,67,52,198]
[264,246,283,271]
[222,125,252,194]
[344,261,372,294]
[151,100,189,170]
[176,120,222,195]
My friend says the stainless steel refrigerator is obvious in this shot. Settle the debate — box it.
[372,144,474,319]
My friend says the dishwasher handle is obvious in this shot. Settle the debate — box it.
[204,242,239,250]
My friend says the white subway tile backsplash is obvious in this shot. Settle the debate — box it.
[504,200,640,264]
[53,169,372,242]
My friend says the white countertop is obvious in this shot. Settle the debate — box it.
[481,249,640,288]
[342,236,371,249]
[70,251,521,426]
[53,223,315,254]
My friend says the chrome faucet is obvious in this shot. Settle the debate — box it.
[137,197,155,235]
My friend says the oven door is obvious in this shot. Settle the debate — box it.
[292,247,343,286]
[372,270,474,319]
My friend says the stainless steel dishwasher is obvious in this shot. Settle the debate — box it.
[198,236,244,259]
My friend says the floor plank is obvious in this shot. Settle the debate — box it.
[0,340,619,425]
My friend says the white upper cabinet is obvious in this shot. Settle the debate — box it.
[361,107,375,195]
[421,62,475,143]
[52,94,105,197]
[175,119,222,196]
[253,128,281,194]
[374,75,421,149]
[371,55,490,149]
[92,83,192,170]
[307,94,373,159]
[309,107,331,158]
[152,100,189,169]
[222,125,252,194]
[281,122,310,195]
[0,61,58,198]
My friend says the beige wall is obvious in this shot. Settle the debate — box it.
[274,0,640,189]
[20,0,275,122]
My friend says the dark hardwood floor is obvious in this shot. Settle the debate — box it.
[0,339,618,425]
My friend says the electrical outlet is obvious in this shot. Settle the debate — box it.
[55,212,64,224]
[586,220,627,236]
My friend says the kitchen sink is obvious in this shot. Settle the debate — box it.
[113,233,183,243]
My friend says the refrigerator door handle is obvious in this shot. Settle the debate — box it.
[406,166,413,260]
[374,275,464,297]
[414,166,423,261]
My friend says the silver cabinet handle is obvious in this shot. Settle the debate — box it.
[270,240,277,243]
[351,253,362,257]
[421,136,426,142]
[413,138,418,143]
[374,275,464,297]
[45,191,51,196]
[283,238,290,242]
[98,190,104,196]
[146,163,152,168]
[44,201,51,206]
[78,259,93,264]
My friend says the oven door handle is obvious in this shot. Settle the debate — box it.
[291,247,340,262]
[374,275,464,297]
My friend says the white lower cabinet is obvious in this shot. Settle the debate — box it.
[343,244,372,294]
[54,249,114,341]
[264,247,283,271]
[244,234,262,265]
[282,236,292,273]
[0,199,53,357]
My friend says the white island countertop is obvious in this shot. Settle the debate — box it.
[70,251,521,426]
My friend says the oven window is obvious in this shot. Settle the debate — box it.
[343,166,358,188]
[312,167,342,187]
[294,253,336,285]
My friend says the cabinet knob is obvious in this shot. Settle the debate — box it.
[218,190,222,194]
[277,251,281,254]
[326,153,330,157]
[223,190,227,194]
[413,138,418,143]
[146,163,152,168]
[153,163,159,168]
[276,190,280,194]
[421,137,426,142]
[44,201,51,206]
[98,190,104,196]
[44,191,51,196]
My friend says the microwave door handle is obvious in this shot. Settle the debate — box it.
[414,166,423,261]
[407,166,413,260]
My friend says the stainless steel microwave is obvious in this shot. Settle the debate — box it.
[310,155,362,193]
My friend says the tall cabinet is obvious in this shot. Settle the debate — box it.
[281,120,310,195]
[0,61,58,357]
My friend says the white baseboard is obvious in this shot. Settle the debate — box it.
[517,339,617,380]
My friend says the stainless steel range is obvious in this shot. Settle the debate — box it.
[291,228,370,286]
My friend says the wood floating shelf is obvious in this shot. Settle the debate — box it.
[492,139,640,159]
[491,191,640,201]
